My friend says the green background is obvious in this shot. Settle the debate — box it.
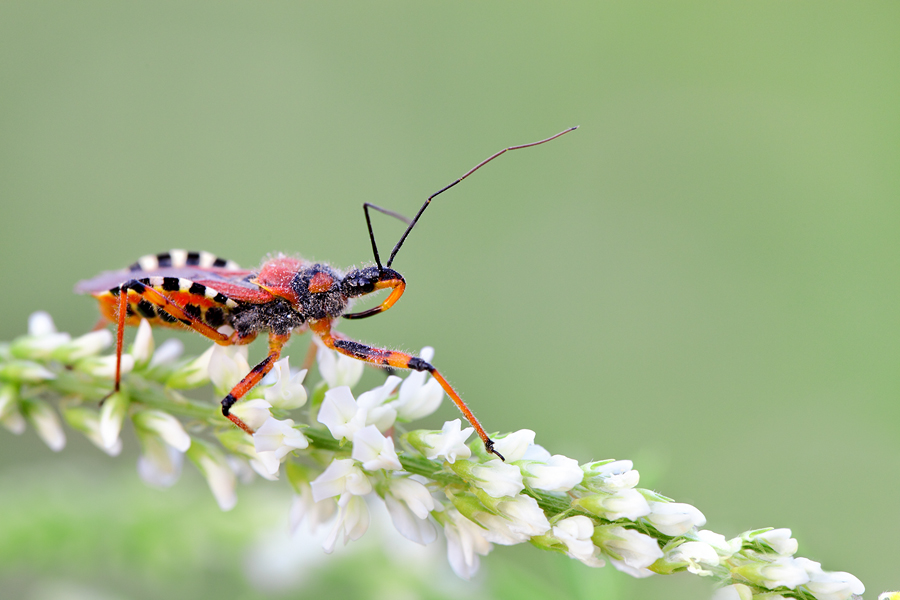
[1,2,897,599]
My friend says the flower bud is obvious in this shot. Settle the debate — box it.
[21,398,66,451]
[99,391,130,450]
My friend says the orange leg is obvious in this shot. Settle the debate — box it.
[221,333,290,434]
[310,319,504,460]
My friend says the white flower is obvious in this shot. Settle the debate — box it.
[644,501,706,536]
[99,391,129,450]
[290,482,337,536]
[750,528,799,556]
[520,444,584,492]
[695,530,742,559]
[444,508,492,580]
[0,384,24,434]
[317,386,367,441]
[230,399,273,432]
[351,425,401,471]
[310,458,373,506]
[167,344,214,388]
[471,459,524,498]
[22,399,66,451]
[794,558,865,600]
[79,354,134,379]
[711,584,753,600]
[149,338,184,368]
[132,409,191,452]
[493,429,535,462]
[253,417,308,476]
[666,541,720,575]
[411,419,473,463]
[261,357,308,410]
[552,516,605,567]
[476,495,551,545]
[577,488,651,521]
[583,459,640,491]
[595,525,664,578]
[13,312,71,358]
[355,375,401,431]
[29,311,58,337]
[322,495,369,553]
[735,556,811,590]
[315,338,364,389]
[187,440,238,511]
[208,345,250,394]
[385,477,437,545]
[136,431,184,488]
[52,329,113,362]
[61,407,122,456]
[391,347,443,420]
[130,319,154,364]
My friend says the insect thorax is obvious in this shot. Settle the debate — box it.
[231,299,306,338]
[290,264,349,321]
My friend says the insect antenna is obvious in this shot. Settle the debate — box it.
[362,202,413,271]
[385,126,579,268]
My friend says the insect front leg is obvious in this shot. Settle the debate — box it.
[220,332,290,435]
[311,320,504,460]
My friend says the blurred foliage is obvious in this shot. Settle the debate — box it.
[1,1,898,598]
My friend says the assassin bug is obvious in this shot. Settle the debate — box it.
[76,126,577,460]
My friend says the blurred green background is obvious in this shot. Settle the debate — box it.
[1,2,897,599]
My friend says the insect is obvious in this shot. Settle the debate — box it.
[75,127,577,460]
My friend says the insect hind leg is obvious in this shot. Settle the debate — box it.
[109,279,232,394]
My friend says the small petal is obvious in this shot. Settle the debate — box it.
[594,525,663,573]
[130,319,154,364]
[408,419,473,463]
[351,424,401,471]
[553,516,606,567]
[492,429,535,462]
[136,431,184,487]
[230,399,273,432]
[166,344,214,388]
[187,440,238,511]
[252,417,309,476]
[208,345,250,394]
[99,391,129,450]
[132,409,191,452]
[524,453,584,492]
[290,482,337,535]
[149,338,184,368]
[28,311,58,336]
[751,528,799,556]
[311,458,373,505]
[645,502,706,536]
[477,495,551,545]
[470,459,524,498]
[317,386,365,441]
[444,508,492,580]
[262,357,308,410]
[22,399,66,451]
[52,329,113,362]
[316,339,364,389]
[322,495,369,553]
[79,354,134,379]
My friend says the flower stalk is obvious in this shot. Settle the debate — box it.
[0,312,872,600]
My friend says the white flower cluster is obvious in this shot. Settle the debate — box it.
[0,313,870,598]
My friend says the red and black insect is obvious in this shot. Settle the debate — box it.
[76,127,577,460]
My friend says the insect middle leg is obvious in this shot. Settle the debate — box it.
[220,332,289,435]
[311,320,505,460]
